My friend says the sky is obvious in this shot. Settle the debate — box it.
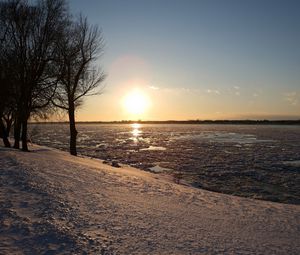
[68,0,300,121]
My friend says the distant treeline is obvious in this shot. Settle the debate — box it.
[31,120,300,125]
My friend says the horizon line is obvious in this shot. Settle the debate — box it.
[29,119,300,124]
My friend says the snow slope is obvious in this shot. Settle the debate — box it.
[0,144,299,254]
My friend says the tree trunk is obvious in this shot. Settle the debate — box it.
[13,116,21,149]
[0,118,11,147]
[21,118,29,151]
[4,114,13,135]
[68,105,77,156]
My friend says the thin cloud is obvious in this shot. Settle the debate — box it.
[206,89,220,95]
[149,86,159,90]
[230,86,240,96]
[284,92,299,106]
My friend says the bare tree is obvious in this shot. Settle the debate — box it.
[52,16,105,155]
[0,70,14,147]
[0,0,67,151]
[0,1,14,147]
[0,72,12,147]
[1,1,105,153]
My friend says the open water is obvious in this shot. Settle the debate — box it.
[29,123,300,204]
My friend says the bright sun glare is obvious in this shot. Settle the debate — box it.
[123,89,149,115]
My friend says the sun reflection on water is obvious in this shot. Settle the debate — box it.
[131,123,142,142]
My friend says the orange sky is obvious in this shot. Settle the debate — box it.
[66,1,300,121]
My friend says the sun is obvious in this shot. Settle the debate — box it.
[123,89,150,115]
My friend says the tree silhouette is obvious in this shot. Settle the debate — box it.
[0,0,67,151]
[0,0,105,153]
[52,16,105,155]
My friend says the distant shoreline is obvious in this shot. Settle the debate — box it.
[29,120,300,125]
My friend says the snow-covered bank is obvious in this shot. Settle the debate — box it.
[1,145,299,254]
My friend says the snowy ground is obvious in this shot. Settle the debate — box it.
[0,144,299,254]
